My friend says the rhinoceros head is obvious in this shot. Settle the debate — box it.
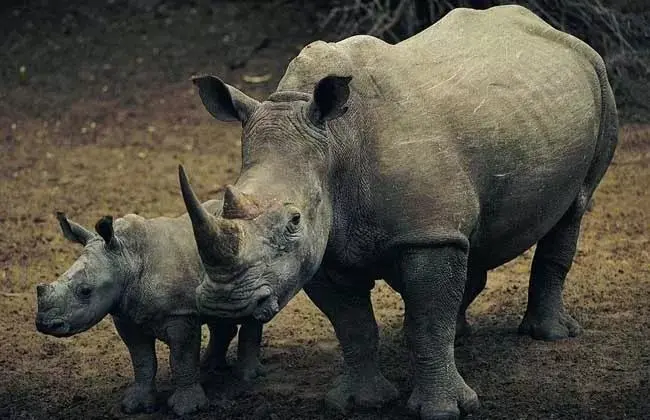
[181,74,352,322]
[35,213,128,337]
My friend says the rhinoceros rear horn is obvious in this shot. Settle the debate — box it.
[308,75,353,125]
[223,185,261,220]
[178,165,242,267]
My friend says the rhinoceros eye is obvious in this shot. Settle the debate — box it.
[285,212,301,237]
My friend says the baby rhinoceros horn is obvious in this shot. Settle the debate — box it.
[178,165,243,268]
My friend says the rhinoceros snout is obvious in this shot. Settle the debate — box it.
[36,283,51,298]
[36,283,57,310]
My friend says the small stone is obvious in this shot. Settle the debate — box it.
[90,122,97,129]
[102,85,109,93]
[147,125,156,133]
[137,152,146,159]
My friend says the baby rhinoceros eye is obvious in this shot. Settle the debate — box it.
[78,285,93,299]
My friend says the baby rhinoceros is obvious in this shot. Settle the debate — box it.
[35,200,264,416]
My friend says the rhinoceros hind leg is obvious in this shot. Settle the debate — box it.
[456,267,487,339]
[519,199,586,341]
[304,269,398,413]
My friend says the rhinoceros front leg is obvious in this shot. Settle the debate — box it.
[403,265,486,343]
[399,246,479,419]
[202,320,238,373]
[303,269,398,413]
[164,317,208,416]
[113,317,158,414]
[235,320,264,381]
[519,204,584,340]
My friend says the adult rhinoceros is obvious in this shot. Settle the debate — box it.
[179,5,618,418]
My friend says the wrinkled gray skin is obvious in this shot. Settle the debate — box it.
[180,6,618,419]
[35,200,264,416]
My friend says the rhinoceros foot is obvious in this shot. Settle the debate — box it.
[234,358,265,382]
[406,375,479,420]
[121,383,157,414]
[518,309,583,341]
[200,352,229,374]
[325,371,399,413]
[167,383,208,416]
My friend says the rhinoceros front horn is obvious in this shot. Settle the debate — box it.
[178,165,242,267]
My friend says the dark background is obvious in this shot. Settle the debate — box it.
[1,1,649,419]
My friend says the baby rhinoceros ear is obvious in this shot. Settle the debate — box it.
[94,215,115,247]
[56,211,95,246]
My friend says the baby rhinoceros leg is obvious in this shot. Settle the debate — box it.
[164,317,208,416]
[234,320,264,381]
[519,200,585,341]
[303,269,399,414]
[113,317,158,414]
[201,320,238,373]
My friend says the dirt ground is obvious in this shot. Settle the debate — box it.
[1,1,649,419]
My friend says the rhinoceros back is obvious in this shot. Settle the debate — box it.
[279,5,615,269]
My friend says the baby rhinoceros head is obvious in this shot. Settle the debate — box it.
[36,213,130,337]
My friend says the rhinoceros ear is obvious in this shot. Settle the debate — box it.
[307,75,352,126]
[95,216,115,247]
[56,212,95,246]
[191,75,260,123]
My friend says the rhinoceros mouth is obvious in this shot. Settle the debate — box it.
[35,314,72,337]
[196,283,274,320]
